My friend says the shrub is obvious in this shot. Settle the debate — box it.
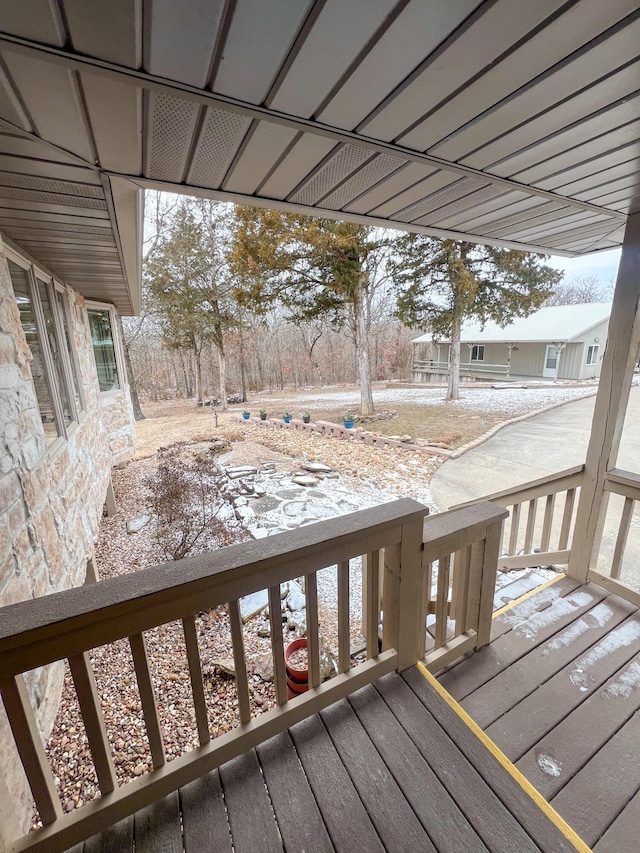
[145,446,233,560]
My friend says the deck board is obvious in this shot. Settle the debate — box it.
[440,583,605,700]
[320,697,436,853]
[289,713,385,853]
[256,731,334,853]
[180,771,232,853]
[551,709,640,847]
[485,612,640,760]
[490,576,581,641]
[594,786,640,853]
[517,652,640,800]
[83,817,132,853]
[75,665,594,853]
[135,792,182,853]
[218,750,283,853]
[461,595,635,727]
[402,668,581,853]
[374,673,539,853]
[348,683,490,853]
[439,579,640,850]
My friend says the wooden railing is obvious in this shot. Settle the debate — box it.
[415,501,508,670]
[0,498,507,853]
[587,468,640,605]
[412,360,510,376]
[453,465,585,571]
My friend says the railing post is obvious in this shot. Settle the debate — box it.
[475,520,503,648]
[395,518,426,671]
[568,212,640,582]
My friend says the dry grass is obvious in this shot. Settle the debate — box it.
[138,390,504,451]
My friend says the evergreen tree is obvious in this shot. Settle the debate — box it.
[229,207,394,415]
[390,236,562,400]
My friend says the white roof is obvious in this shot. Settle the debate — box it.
[411,303,612,345]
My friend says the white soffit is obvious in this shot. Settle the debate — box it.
[0,0,638,313]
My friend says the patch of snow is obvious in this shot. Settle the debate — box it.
[543,603,615,654]
[604,661,640,700]
[263,385,593,417]
[569,619,640,672]
[514,591,596,641]
[537,753,562,777]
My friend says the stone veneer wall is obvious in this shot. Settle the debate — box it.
[0,236,136,844]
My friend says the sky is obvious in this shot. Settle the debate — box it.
[546,248,621,286]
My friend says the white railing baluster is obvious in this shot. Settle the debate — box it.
[129,633,165,769]
[611,497,635,580]
[559,488,576,549]
[68,652,117,794]
[540,493,555,551]
[523,498,537,553]
[227,600,251,725]
[508,502,521,555]
[364,551,380,659]
[0,674,62,825]
[268,586,287,705]
[435,554,451,649]
[181,615,211,742]
[305,572,320,689]
[337,561,350,675]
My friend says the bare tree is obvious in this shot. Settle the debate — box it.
[545,275,613,305]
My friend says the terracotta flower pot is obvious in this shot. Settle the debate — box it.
[285,637,308,700]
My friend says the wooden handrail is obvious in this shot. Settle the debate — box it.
[605,468,640,500]
[452,464,585,510]
[0,500,425,677]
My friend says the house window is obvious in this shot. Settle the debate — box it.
[471,345,485,362]
[53,286,83,412]
[87,307,121,391]
[8,260,62,446]
[586,345,599,365]
[36,278,72,427]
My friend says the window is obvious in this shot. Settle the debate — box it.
[8,260,61,446]
[53,285,83,412]
[87,307,121,391]
[36,278,72,427]
[586,345,599,365]
[471,345,485,362]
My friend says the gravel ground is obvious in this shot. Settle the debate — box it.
[39,425,439,822]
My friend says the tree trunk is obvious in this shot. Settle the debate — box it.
[194,347,203,404]
[354,289,375,415]
[217,342,228,410]
[118,318,145,420]
[446,309,462,402]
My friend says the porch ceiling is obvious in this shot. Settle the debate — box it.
[0,0,638,314]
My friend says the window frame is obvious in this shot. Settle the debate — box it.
[586,344,599,366]
[5,242,85,453]
[51,279,85,417]
[470,344,485,362]
[85,301,126,396]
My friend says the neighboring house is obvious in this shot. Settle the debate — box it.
[411,303,612,384]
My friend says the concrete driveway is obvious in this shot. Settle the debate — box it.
[430,385,640,588]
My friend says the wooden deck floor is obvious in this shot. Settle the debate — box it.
[439,576,640,852]
[71,668,579,853]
